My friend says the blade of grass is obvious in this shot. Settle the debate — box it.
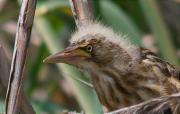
[139,0,179,66]
[34,16,103,114]
[99,0,143,46]
[27,44,47,96]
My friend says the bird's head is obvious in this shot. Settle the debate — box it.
[44,22,139,72]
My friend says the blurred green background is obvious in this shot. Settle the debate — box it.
[0,0,180,114]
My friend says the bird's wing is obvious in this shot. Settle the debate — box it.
[139,48,180,113]
[140,47,180,81]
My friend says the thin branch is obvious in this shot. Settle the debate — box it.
[63,93,180,114]
[69,0,93,27]
[107,93,180,114]
[5,0,37,114]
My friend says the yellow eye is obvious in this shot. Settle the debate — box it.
[86,45,93,53]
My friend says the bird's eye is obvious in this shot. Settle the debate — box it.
[86,45,93,53]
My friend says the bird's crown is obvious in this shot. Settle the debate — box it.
[70,21,136,57]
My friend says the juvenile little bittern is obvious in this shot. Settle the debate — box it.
[44,22,180,112]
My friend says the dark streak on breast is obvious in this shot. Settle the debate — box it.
[90,72,112,109]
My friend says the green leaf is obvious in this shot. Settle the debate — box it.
[139,0,179,66]
[27,44,47,96]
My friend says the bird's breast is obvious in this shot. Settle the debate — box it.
[89,66,178,111]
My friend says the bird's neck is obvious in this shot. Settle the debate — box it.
[108,45,141,74]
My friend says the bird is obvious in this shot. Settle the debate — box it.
[44,21,180,113]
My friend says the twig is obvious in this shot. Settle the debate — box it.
[62,93,180,114]
[69,0,93,27]
[5,0,37,114]
[107,93,180,114]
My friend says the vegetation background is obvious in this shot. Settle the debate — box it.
[0,0,179,113]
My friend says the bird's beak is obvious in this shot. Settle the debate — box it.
[43,46,90,64]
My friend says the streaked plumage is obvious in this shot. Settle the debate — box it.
[44,22,180,113]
